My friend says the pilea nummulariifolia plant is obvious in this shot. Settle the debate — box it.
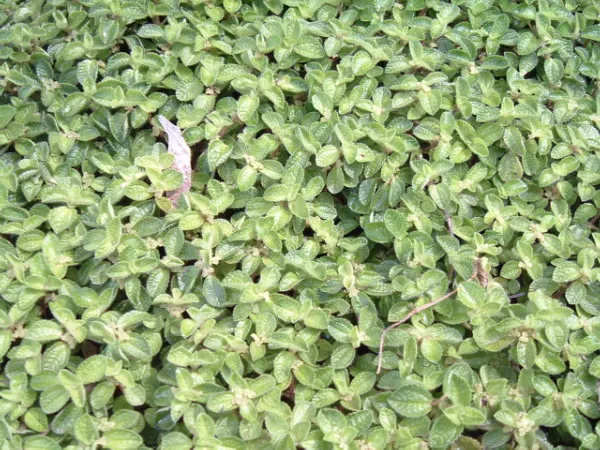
[1,0,600,448]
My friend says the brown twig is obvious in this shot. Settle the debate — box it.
[376,271,478,375]
[217,115,243,139]
[589,212,600,231]
[443,209,455,238]
[473,257,489,287]
[283,376,295,403]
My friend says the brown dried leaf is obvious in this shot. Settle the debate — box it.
[158,115,192,205]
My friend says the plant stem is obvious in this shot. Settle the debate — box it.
[443,209,455,238]
[376,273,477,375]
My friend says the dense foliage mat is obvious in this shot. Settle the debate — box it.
[2,0,600,448]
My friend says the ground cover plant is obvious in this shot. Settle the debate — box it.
[1,0,600,448]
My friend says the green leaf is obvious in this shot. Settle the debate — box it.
[388,382,432,417]
[75,414,99,445]
[48,207,78,233]
[40,386,70,414]
[0,105,17,128]
[544,59,564,85]
[444,373,471,406]
[582,25,600,41]
[517,32,539,55]
[330,344,355,369]
[102,429,144,450]
[295,37,326,59]
[207,140,232,171]
[429,415,463,448]
[23,436,61,450]
[443,406,486,426]
[312,92,333,119]
[457,281,485,309]
[24,408,49,433]
[160,432,193,450]
[237,95,259,122]
[25,320,63,342]
[176,79,203,102]
[516,338,536,369]
[58,369,86,408]
[552,261,581,283]
[76,355,108,384]
[503,127,525,154]
[418,90,442,115]
[203,276,227,307]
